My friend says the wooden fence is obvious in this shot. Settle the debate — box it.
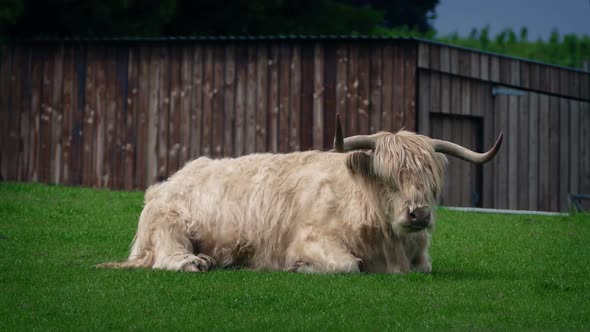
[1,37,589,212]
[0,39,416,190]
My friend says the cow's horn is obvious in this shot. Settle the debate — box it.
[431,132,503,164]
[342,134,381,151]
[333,113,344,152]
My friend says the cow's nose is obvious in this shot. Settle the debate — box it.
[408,207,431,223]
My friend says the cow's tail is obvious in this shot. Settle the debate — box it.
[97,202,156,270]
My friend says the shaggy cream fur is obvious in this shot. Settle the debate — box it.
[99,130,447,273]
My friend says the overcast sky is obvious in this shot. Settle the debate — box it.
[433,0,590,40]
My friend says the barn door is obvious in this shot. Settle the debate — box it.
[430,114,483,207]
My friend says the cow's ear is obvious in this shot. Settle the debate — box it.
[345,151,374,177]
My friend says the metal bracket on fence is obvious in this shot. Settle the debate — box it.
[569,194,590,212]
[491,86,527,97]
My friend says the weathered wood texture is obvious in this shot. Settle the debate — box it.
[0,40,416,189]
[418,68,590,212]
[417,41,590,101]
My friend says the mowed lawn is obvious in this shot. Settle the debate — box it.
[1,182,589,330]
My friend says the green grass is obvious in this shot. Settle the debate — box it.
[1,182,589,330]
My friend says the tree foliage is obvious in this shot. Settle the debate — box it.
[1,0,440,36]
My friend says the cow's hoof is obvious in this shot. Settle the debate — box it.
[183,254,216,272]
[288,261,312,273]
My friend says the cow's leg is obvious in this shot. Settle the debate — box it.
[411,253,432,273]
[149,213,216,272]
[287,237,362,274]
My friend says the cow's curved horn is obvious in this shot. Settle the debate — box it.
[431,133,503,164]
[342,134,381,151]
[333,113,344,152]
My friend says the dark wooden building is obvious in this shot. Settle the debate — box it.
[1,36,589,212]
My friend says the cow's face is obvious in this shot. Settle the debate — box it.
[373,133,446,234]
[345,132,446,234]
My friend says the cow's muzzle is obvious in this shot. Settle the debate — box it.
[405,207,431,231]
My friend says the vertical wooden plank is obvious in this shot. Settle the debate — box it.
[450,119,463,205]
[190,45,204,159]
[559,69,569,97]
[300,44,314,150]
[528,92,539,210]
[538,94,550,211]
[430,72,442,113]
[529,63,540,91]
[417,70,430,135]
[135,46,150,189]
[278,43,290,153]
[579,102,590,201]
[357,45,369,134]
[335,44,349,131]
[156,46,170,180]
[471,80,483,117]
[441,116,452,205]
[490,56,500,82]
[499,58,511,86]
[569,100,580,196]
[510,60,520,87]
[470,51,480,80]
[101,47,115,188]
[482,82,494,208]
[70,45,85,186]
[507,95,519,210]
[92,47,107,187]
[391,45,405,130]
[167,46,182,173]
[480,54,489,81]
[312,43,324,149]
[494,95,509,209]
[439,46,450,73]
[461,119,473,206]
[223,44,236,157]
[323,44,336,149]
[268,44,280,152]
[212,46,225,157]
[429,44,440,71]
[404,45,417,131]
[60,46,74,185]
[346,44,359,135]
[113,47,128,190]
[289,45,301,151]
[517,93,529,210]
[449,48,459,76]
[450,76,461,115]
[233,45,246,156]
[18,47,32,181]
[28,47,43,182]
[550,67,560,95]
[178,46,193,166]
[381,44,393,132]
[202,46,214,157]
[566,71,584,102]
[417,42,429,69]
[520,62,530,91]
[580,72,589,100]
[146,46,160,185]
[245,45,257,154]
[558,98,570,211]
[548,96,560,211]
[0,46,12,180]
[7,47,23,181]
[123,46,138,190]
[255,44,268,152]
[369,44,382,133]
[440,72,450,114]
[39,46,54,184]
[460,78,471,116]
[458,50,470,77]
